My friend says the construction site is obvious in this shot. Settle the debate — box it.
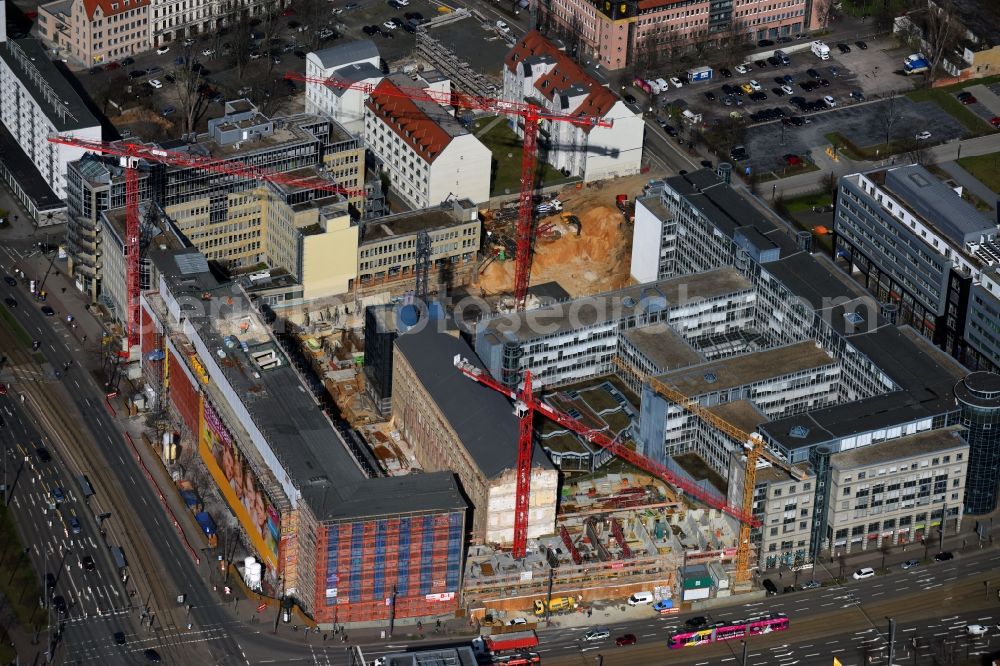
[462,470,739,617]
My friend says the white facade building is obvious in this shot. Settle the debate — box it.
[0,31,101,224]
[305,40,383,134]
[364,77,490,210]
[150,0,279,46]
[502,31,644,182]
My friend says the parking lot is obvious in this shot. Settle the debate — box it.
[742,96,968,173]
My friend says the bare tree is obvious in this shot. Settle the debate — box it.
[96,73,129,114]
[813,0,838,30]
[717,19,752,69]
[225,1,255,81]
[879,90,902,146]
[902,136,934,165]
[923,0,963,83]
[297,0,327,52]
[174,47,207,136]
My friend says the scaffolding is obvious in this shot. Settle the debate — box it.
[415,29,498,99]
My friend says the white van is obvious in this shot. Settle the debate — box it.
[627,591,654,606]
[811,40,830,60]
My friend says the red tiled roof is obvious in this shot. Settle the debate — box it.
[503,30,618,128]
[365,79,454,165]
[82,0,149,21]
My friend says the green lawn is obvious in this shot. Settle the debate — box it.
[0,505,45,633]
[906,78,1000,135]
[782,192,833,213]
[957,152,1000,195]
[474,116,576,197]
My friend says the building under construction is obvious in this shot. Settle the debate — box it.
[139,249,470,627]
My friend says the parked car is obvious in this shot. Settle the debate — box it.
[837,42,851,54]
[934,551,954,561]
[161,106,175,116]
[784,153,802,166]
[662,124,678,137]
[822,95,836,107]
[615,634,638,646]
[991,116,1000,127]
[961,95,978,105]
[362,25,378,35]
[734,63,750,74]
[851,90,866,101]
[495,20,510,33]
[704,91,716,101]
[156,46,170,54]
[855,40,868,49]
[780,85,794,95]
[719,67,732,77]
[382,19,397,29]
[806,68,820,78]
[148,79,163,89]
[669,76,684,88]
[758,38,775,47]
[782,74,794,85]
[853,567,876,580]
[915,130,932,140]
[762,578,778,595]
[652,599,674,613]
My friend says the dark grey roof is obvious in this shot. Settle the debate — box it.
[304,471,467,522]
[0,124,64,211]
[846,325,968,400]
[328,62,384,96]
[761,251,883,336]
[762,325,967,452]
[311,40,380,69]
[0,37,100,132]
[882,165,996,246]
[664,169,799,255]
[761,392,946,452]
[394,328,555,479]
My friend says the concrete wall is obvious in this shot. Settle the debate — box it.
[301,213,359,299]
[485,467,559,545]
[630,197,664,283]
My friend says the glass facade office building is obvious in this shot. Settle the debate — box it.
[955,372,1000,514]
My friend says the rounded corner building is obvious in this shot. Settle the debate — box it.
[955,371,1000,514]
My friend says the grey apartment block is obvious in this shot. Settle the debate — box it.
[473,267,754,389]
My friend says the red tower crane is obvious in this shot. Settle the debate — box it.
[284,73,613,310]
[453,356,760,559]
[47,136,365,358]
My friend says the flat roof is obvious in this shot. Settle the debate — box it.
[636,191,673,222]
[394,328,555,479]
[656,340,834,396]
[846,325,968,402]
[762,391,949,453]
[305,471,467,522]
[478,267,753,340]
[881,165,996,246]
[181,286,464,520]
[623,325,703,372]
[662,169,800,255]
[0,37,100,132]
[0,124,64,210]
[761,251,883,336]
[361,206,463,243]
[831,426,968,469]
[706,400,767,433]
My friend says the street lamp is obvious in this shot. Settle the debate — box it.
[741,639,748,665]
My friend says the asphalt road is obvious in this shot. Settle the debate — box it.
[535,548,1000,666]
[0,390,135,665]
[0,243,380,665]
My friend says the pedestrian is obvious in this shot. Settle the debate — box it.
[435,619,441,629]
[323,633,328,642]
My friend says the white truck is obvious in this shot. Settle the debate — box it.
[811,40,830,60]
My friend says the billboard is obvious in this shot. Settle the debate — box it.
[202,400,281,567]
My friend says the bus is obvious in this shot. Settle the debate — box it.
[668,613,789,649]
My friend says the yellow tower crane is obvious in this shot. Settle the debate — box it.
[616,359,807,589]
